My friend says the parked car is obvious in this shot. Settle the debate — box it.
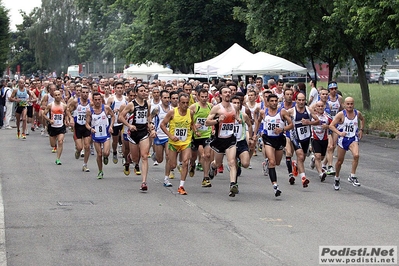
[383,70,399,84]
[366,70,382,83]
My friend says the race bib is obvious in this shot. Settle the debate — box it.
[95,125,107,138]
[53,114,64,127]
[234,124,242,139]
[174,128,188,141]
[219,123,234,137]
[135,110,147,124]
[196,118,208,131]
[296,125,311,140]
[264,121,280,136]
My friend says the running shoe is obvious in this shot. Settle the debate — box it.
[302,176,310,188]
[262,159,269,176]
[153,161,159,166]
[90,146,94,155]
[248,164,252,169]
[322,165,327,172]
[288,173,295,185]
[113,154,118,164]
[80,150,84,157]
[326,166,336,175]
[292,160,298,177]
[163,181,173,187]
[319,172,326,182]
[273,184,282,197]
[208,164,217,180]
[97,171,104,179]
[55,159,62,165]
[31,126,35,132]
[218,164,224,173]
[140,182,148,191]
[309,155,315,169]
[348,175,361,187]
[103,156,109,165]
[334,178,340,190]
[40,129,45,136]
[75,150,80,160]
[229,183,239,197]
[196,163,203,171]
[253,150,257,156]
[82,165,90,172]
[189,164,195,177]
[169,170,175,179]
[123,163,130,176]
[134,164,141,175]
[25,129,29,135]
[201,178,212,188]
[117,144,122,154]
[52,147,57,153]
[177,186,187,195]
[21,133,26,140]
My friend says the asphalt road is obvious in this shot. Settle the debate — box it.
[0,127,398,266]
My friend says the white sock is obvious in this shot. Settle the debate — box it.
[164,176,169,182]
[180,180,185,187]
[350,173,355,177]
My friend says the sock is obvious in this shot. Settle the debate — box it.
[179,180,185,187]
[269,168,277,183]
[286,157,292,173]
[164,176,169,182]
[113,151,117,155]
[351,173,355,177]
[335,176,340,180]
[322,164,326,168]
[230,182,236,186]
[300,172,305,178]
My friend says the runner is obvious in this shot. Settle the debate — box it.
[152,90,173,186]
[43,90,67,165]
[160,93,194,195]
[205,86,240,197]
[10,79,37,139]
[311,101,332,182]
[85,92,115,179]
[329,97,365,190]
[118,84,155,191]
[67,86,92,172]
[189,88,213,188]
[255,94,293,197]
[287,93,319,188]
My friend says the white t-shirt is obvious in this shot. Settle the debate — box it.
[308,87,318,106]
[5,87,13,104]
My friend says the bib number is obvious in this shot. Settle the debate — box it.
[174,128,187,141]
[220,123,234,137]
[135,110,147,124]
[297,126,310,140]
[95,125,107,137]
[196,118,208,131]
[53,114,63,127]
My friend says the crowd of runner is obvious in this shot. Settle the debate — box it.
[0,75,365,197]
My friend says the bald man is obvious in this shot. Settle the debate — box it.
[329,97,365,190]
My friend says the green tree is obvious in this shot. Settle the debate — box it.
[9,11,38,75]
[0,0,11,74]
[127,0,251,73]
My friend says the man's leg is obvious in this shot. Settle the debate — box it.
[56,133,65,160]
[138,138,150,185]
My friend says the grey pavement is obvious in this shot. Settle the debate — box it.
[0,126,398,266]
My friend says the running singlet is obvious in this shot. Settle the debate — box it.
[337,110,359,138]
[154,105,172,139]
[50,102,65,128]
[328,96,340,118]
[292,107,312,141]
[193,102,212,139]
[215,103,236,139]
[16,88,28,106]
[132,100,149,131]
[262,108,285,137]
[168,107,192,146]
[75,98,90,125]
[90,105,110,142]
[234,112,245,141]
[312,112,332,140]
[110,96,127,126]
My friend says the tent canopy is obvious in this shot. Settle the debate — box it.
[231,52,307,75]
[123,62,172,78]
[194,43,253,75]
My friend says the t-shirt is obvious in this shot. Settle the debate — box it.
[308,87,318,106]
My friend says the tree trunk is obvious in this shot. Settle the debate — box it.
[352,54,371,110]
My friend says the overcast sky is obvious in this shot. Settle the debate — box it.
[3,0,42,31]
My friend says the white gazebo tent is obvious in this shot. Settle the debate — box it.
[123,62,173,80]
[194,43,253,75]
[231,52,307,75]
